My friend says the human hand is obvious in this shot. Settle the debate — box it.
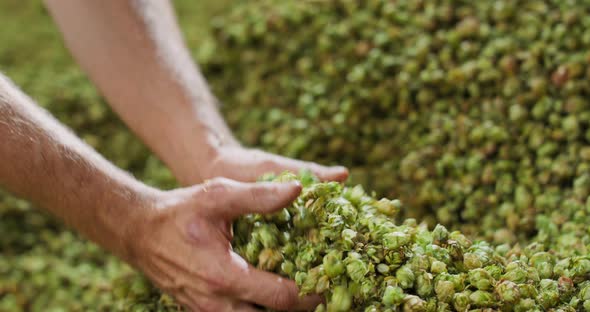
[195,146,348,184]
[130,178,321,311]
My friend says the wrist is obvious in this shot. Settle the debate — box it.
[148,100,240,186]
[165,128,240,186]
[94,180,164,265]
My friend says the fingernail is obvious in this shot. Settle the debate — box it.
[289,180,302,188]
[329,166,349,175]
[277,181,301,188]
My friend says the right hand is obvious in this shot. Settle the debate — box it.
[129,177,320,311]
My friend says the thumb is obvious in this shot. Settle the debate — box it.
[195,178,302,219]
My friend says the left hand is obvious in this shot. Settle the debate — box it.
[192,146,349,185]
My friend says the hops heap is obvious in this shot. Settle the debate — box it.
[231,173,590,311]
[202,0,590,243]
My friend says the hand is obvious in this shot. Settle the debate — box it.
[197,146,349,184]
[130,178,321,311]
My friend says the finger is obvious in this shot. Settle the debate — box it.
[237,270,321,311]
[179,286,261,312]
[200,178,302,219]
[232,301,263,312]
[181,294,234,312]
[254,153,349,182]
[224,254,322,311]
[306,163,349,182]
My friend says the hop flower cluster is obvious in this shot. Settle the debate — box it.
[232,172,590,311]
[204,0,590,245]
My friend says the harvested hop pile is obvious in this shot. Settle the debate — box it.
[232,173,590,311]
[120,173,590,311]
[2,0,590,310]
[202,0,590,243]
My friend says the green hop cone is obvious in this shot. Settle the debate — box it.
[536,279,560,309]
[316,275,330,294]
[377,263,390,274]
[255,224,279,249]
[468,268,494,291]
[257,248,282,271]
[435,280,455,303]
[558,276,575,297]
[403,295,426,312]
[463,253,483,270]
[345,254,369,283]
[495,280,520,303]
[503,261,529,284]
[571,257,590,283]
[383,231,411,250]
[469,290,495,308]
[415,272,434,297]
[328,285,352,312]
[323,251,345,278]
[432,224,449,244]
[529,252,555,279]
[396,264,415,289]
[514,298,537,312]
[341,228,358,250]
[244,240,262,264]
[281,260,295,276]
[382,285,404,307]
[375,198,402,216]
[453,291,471,311]
[430,260,447,274]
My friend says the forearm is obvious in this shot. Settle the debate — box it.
[0,73,160,263]
[44,0,237,185]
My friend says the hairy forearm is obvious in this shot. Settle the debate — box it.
[0,74,160,263]
[44,0,237,185]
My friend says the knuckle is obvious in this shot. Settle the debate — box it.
[194,178,235,204]
[205,177,232,192]
[269,283,298,310]
[154,275,185,295]
[257,157,280,171]
[307,162,324,174]
[196,299,224,312]
[202,270,232,294]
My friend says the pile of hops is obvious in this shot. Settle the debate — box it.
[117,173,590,311]
[2,0,590,311]
[202,0,590,242]
[231,173,590,311]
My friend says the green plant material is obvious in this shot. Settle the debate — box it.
[468,268,494,291]
[231,173,590,310]
[3,0,590,310]
[495,280,520,303]
[202,0,590,252]
[434,280,455,303]
[381,285,404,307]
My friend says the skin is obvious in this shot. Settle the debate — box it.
[44,0,349,185]
[0,73,317,311]
[0,0,350,310]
